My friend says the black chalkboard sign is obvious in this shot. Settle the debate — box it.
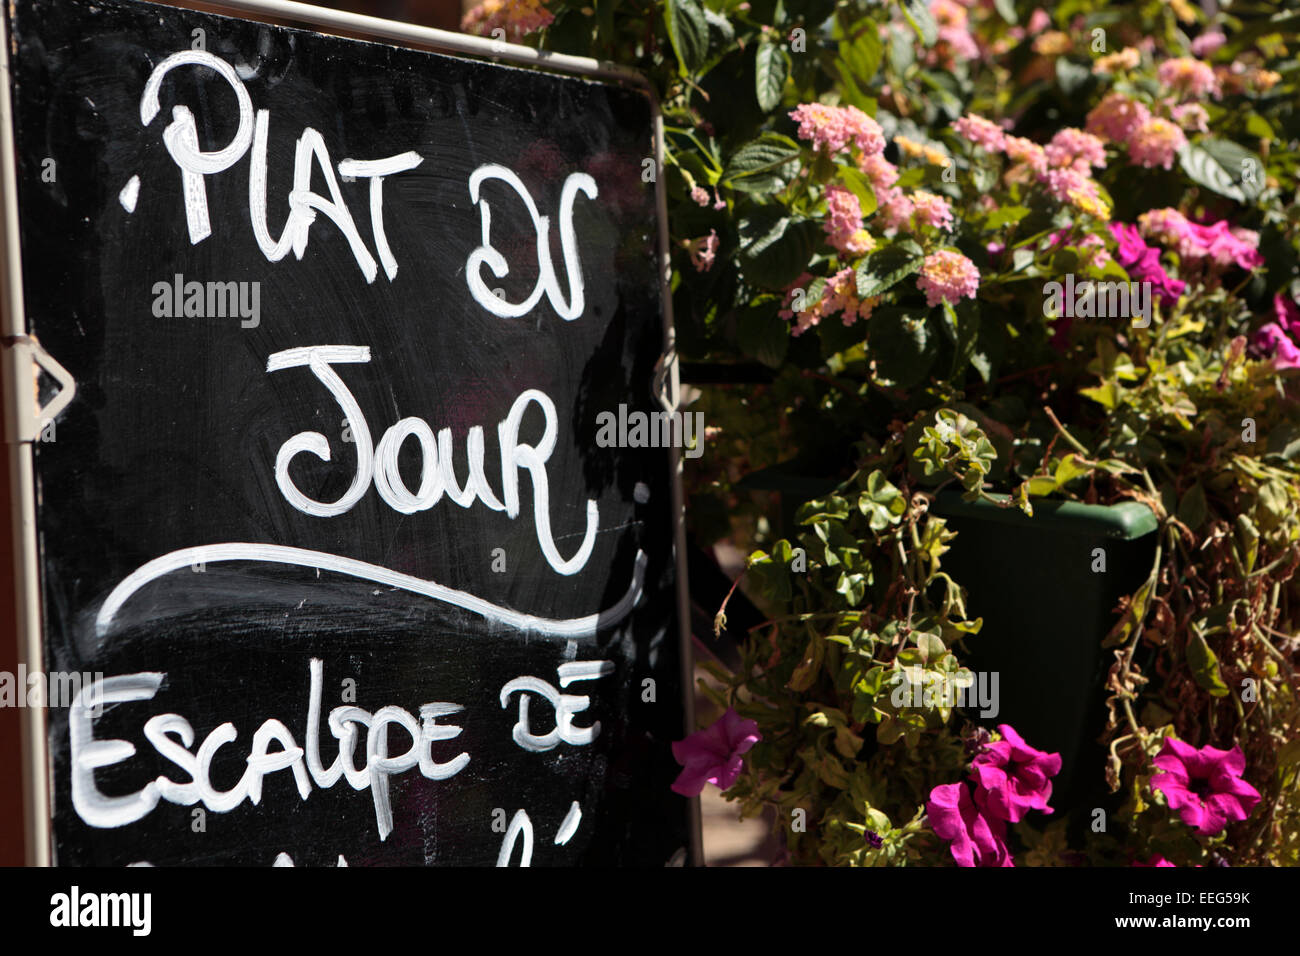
[2,0,695,866]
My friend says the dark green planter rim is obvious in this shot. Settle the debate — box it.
[930,491,1159,541]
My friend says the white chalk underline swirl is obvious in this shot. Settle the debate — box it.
[94,543,647,638]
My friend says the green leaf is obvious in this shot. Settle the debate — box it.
[839,26,884,88]
[855,239,924,298]
[737,302,791,367]
[834,165,878,217]
[858,471,906,530]
[722,132,802,194]
[1055,58,1092,96]
[664,0,709,76]
[868,307,938,388]
[993,0,1018,24]
[985,205,1030,230]
[1177,482,1208,531]
[787,632,825,691]
[1187,631,1230,698]
[899,0,937,46]
[1178,138,1264,203]
[738,213,818,289]
[1054,453,1091,486]
[755,42,789,112]
[1245,113,1274,143]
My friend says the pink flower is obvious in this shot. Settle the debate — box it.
[779,269,875,335]
[1086,92,1151,144]
[1042,166,1101,206]
[1171,102,1210,133]
[1158,57,1221,99]
[1026,8,1051,34]
[688,230,719,273]
[929,0,980,65]
[824,185,875,254]
[1254,323,1300,370]
[1150,738,1262,836]
[857,152,899,190]
[911,191,954,231]
[926,782,1013,867]
[461,0,554,40]
[1110,222,1186,307]
[953,113,1006,153]
[1254,295,1300,369]
[789,103,885,156]
[670,708,761,796]
[1126,117,1186,170]
[1190,31,1226,57]
[689,185,710,207]
[970,724,1062,823]
[1004,135,1048,175]
[917,250,979,306]
[1134,855,1177,867]
[1139,210,1265,270]
[1275,291,1300,332]
[1045,128,1107,170]
[875,186,915,232]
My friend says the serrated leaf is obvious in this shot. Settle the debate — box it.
[868,307,938,388]
[856,240,924,298]
[723,133,802,193]
[834,165,878,217]
[1179,138,1264,203]
[665,0,709,76]
[739,214,818,289]
[900,0,937,46]
[737,304,791,367]
[839,26,883,87]
[755,42,789,112]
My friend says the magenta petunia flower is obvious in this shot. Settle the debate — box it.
[1149,738,1262,836]
[970,724,1062,823]
[1109,222,1186,307]
[926,782,1013,867]
[1133,855,1176,867]
[670,708,761,796]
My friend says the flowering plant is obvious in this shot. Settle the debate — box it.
[463,0,1300,866]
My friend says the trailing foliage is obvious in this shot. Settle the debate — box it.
[464,0,1300,865]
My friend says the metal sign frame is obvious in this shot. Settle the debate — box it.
[0,0,699,867]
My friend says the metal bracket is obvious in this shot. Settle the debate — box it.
[2,333,76,442]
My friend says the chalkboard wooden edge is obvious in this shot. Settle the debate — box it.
[0,0,703,867]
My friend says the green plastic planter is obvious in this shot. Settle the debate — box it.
[929,492,1158,813]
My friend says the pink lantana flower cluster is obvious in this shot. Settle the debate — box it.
[1157,56,1221,100]
[1136,208,1263,271]
[780,269,878,336]
[460,0,554,41]
[955,113,1110,219]
[823,185,876,255]
[789,103,885,157]
[1085,92,1187,170]
[916,250,980,307]
[926,725,1062,867]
